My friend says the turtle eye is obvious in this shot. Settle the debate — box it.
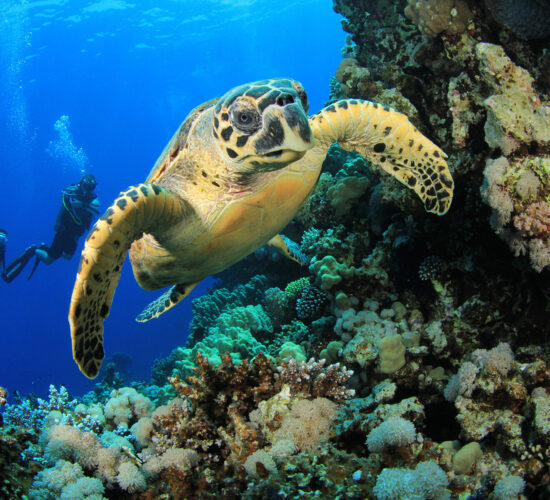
[230,103,260,133]
[237,112,253,125]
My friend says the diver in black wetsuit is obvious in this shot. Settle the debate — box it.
[1,174,100,282]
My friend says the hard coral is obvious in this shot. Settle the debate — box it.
[169,352,277,415]
[276,358,355,402]
[296,285,329,322]
[138,353,356,496]
[165,353,355,461]
[404,0,473,38]
[188,274,268,345]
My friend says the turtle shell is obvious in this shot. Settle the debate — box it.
[146,97,219,184]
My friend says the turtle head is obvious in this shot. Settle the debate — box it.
[212,78,313,173]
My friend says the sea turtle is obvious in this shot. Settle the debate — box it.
[69,78,454,378]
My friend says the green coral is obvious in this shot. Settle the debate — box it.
[173,304,273,377]
[284,277,311,299]
[278,342,307,362]
[309,255,359,291]
[327,177,370,216]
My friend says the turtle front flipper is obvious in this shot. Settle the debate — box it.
[136,282,199,322]
[309,100,454,215]
[68,183,186,378]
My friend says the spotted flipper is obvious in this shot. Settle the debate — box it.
[68,183,187,379]
[309,99,454,215]
[136,282,199,322]
[267,234,309,265]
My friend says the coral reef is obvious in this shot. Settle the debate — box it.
[2,0,550,497]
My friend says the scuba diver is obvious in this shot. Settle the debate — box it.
[1,174,100,282]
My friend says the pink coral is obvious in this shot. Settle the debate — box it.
[513,201,550,238]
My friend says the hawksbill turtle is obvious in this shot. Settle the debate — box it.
[69,78,453,378]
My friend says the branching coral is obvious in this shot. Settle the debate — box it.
[276,358,355,402]
[135,353,356,495]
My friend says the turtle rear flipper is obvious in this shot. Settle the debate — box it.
[309,100,454,215]
[68,183,186,379]
[266,234,309,265]
[136,282,199,322]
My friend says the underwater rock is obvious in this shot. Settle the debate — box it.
[484,0,550,39]
[476,42,550,153]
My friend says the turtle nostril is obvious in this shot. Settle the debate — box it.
[276,94,295,106]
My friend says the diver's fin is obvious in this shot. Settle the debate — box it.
[136,281,199,322]
[27,243,49,280]
[309,100,454,215]
[266,234,309,265]
[68,183,187,379]
[1,245,37,283]
[27,257,40,280]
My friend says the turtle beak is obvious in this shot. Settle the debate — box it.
[283,103,313,149]
[253,104,313,158]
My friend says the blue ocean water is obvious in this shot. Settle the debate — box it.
[0,0,344,399]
